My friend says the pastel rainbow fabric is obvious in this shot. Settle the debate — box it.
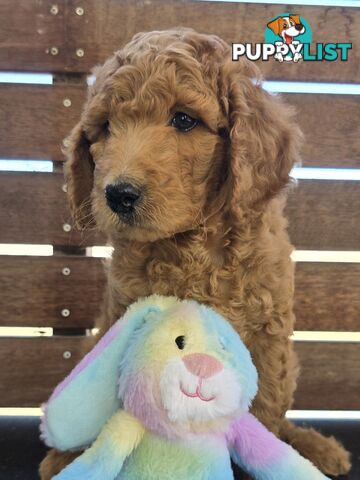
[41,295,329,480]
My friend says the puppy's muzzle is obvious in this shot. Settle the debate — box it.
[105,181,142,221]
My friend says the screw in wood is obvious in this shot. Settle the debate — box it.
[76,48,85,58]
[75,6,84,16]
[63,98,72,108]
[49,46,59,56]
[50,5,59,15]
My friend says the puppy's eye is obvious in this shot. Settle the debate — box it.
[218,127,228,139]
[283,23,287,28]
[171,112,198,132]
[103,121,110,136]
[175,335,186,350]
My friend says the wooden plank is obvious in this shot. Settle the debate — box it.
[0,172,104,245]
[1,173,357,250]
[0,84,86,160]
[294,341,360,410]
[0,84,358,167]
[286,94,360,168]
[286,180,360,250]
[0,256,105,328]
[0,1,358,82]
[0,336,93,407]
[0,256,358,331]
[65,0,360,82]
[0,337,357,408]
[0,0,67,72]
[294,263,360,332]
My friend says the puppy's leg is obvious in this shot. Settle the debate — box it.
[248,332,351,476]
[277,337,351,476]
[39,449,82,480]
[279,419,351,476]
[248,332,298,436]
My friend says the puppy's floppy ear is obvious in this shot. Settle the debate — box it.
[63,122,95,230]
[219,59,301,218]
[267,17,282,36]
[64,54,122,230]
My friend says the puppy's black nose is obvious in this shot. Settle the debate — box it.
[295,23,304,31]
[105,182,142,217]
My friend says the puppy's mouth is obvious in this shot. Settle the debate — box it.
[114,210,137,226]
[180,380,216,402]
[284,33,293,44]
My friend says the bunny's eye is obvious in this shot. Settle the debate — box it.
[175,335,186,350]
[218,337,227,350]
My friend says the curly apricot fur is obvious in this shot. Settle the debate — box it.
[40,29,350,479]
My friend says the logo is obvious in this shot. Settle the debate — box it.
[232,13,352,63]
[265,14,310,63]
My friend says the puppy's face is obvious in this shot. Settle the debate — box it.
[89,53,227,242]
[66,30,300,241]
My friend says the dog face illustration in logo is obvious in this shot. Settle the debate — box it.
[267,15,306,62]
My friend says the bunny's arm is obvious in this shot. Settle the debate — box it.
[53,409,145,480]
[227,413,330,480]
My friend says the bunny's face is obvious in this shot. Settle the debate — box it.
[118,301,258,437]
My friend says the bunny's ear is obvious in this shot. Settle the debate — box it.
[40,298,165,451]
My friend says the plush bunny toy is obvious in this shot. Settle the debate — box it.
[41,295,328,480]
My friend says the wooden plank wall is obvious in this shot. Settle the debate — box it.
[1,338,358,409]
[0,0,359,409]
[1,86,359,167]
[0,0,359,81]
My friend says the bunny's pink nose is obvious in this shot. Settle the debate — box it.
[182,353,223,379]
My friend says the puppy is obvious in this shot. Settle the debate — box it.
[40,28,350,479]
